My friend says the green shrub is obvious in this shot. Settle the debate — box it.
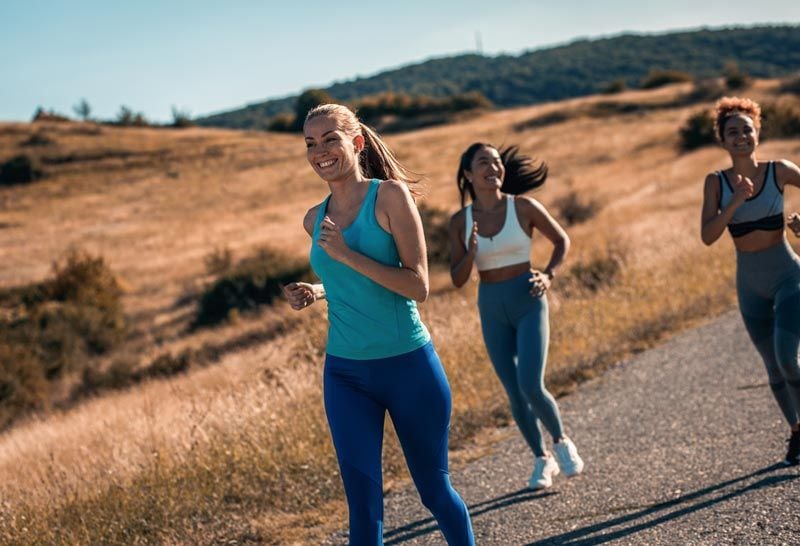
[0,154,43,185]
[679,109,717,151]
[194,247,313,328]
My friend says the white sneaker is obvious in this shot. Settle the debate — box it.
[528,455,560,490]
[553,438,584,477]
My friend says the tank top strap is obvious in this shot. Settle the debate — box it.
[360,179,381,227]
[504,195,515,226]
[768,161,781,193]
[313,195,332,236]
[464,205,473,248]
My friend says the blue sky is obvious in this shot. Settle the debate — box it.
[1,1,799,122]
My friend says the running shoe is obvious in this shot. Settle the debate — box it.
[785,429,800,466]
[528,455,560,490]
[553,438,584,477]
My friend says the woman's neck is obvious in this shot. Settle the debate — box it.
[328,175,370,208]
[472,190,504,211]
[730,154,759,176]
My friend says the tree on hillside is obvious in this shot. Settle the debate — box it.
[292,89,335,131]
[115,105,148,127]
[73,98,92,121]
[171,106,194,128]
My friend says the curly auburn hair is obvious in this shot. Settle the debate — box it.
[714,96,762,142]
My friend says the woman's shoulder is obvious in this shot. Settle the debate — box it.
[302,202,324,235]
[773,158,799,173]
[704,171,723,186]
[512,194,546,215]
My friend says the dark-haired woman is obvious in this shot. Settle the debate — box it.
[283,103,474,545]
[701,96,800,466]
[448,143,584,490]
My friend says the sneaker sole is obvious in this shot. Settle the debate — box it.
[560,462,585,477]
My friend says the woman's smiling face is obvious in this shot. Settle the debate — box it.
[720,113,759,157]
[467,145,505,192]
[304,114,362,181]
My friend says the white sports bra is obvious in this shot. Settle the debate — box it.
[465,196,531,271]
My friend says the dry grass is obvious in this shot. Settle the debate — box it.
[1,79,800,544]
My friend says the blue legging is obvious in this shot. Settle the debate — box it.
[478,272,565,458]
[324,342,474,546]
[736,239,800,426]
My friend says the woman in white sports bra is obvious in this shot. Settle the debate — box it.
[448,143,584,490]
[700,96,800,466]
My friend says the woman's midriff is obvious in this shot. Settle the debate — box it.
[478,262,531,283]
[732,229,785,253]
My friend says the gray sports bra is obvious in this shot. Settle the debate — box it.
[718,161,784,238]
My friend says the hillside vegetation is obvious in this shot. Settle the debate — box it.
[197,25,800,130]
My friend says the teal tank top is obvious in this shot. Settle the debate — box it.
[309,179,430,359]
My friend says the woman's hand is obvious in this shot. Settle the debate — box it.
[283,282,319,311]
[467,221,479,255]
[317,216,352,263]
[788,212,800,238]
[529,269,553,298]
[732,174,754,204]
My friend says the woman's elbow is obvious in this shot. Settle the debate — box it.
[700,229,716,246]
[414,282,430,303]
[449,270,466,289]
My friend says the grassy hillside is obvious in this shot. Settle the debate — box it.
[1,80,800,544]
[197,25,800,130]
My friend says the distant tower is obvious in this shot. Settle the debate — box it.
[475,31,483,54]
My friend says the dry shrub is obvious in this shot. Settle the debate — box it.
[679,109,716,151]
[639,69,693,89]
[194,247,313,328]
[0,343,49,430]
[554,190,601,226]
[686,79,726,103]
[562,244,626,296]
[203,246,233,277]
[20,132,56,147]
[0,154,43,185]
[0,249,125,428]
[779,73,800,95]
[418,203,451,267]
[602,79,627,94]
[761,97,800,140]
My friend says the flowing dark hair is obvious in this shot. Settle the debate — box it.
[305,103,422,196]
[456,143,548,207]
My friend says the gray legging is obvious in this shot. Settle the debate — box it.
[737,238,800,426]
[478,272,564,457]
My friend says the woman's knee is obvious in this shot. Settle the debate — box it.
[417,474,457,514]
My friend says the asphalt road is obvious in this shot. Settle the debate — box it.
[324,310,800,545]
